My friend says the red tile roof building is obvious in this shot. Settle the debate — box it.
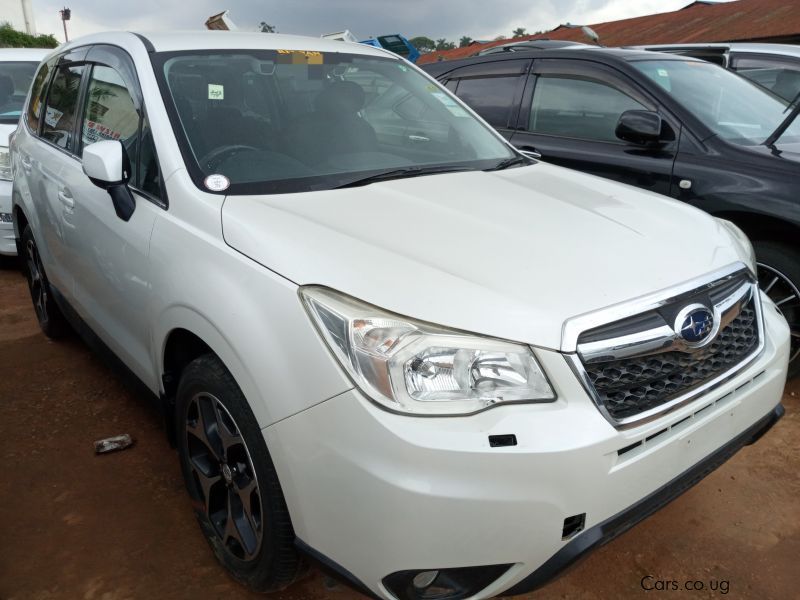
[417,0,800,64]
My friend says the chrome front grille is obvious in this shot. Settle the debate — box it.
[567,266,764,427]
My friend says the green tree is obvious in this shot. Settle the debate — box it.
[435,38,455,51]
[459,36,473,48]
[258,22,277,33]
[0,22,58,48]
[409,36,436,53]
[512,27,528,38]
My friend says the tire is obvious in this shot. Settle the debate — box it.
[754,241,800,378]
[21,225,71,339]
[175,354,304,592]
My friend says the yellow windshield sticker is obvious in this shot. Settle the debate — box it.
[276,50,324,65]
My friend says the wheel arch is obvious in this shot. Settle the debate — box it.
[157,307,271,443]
[713,210,800,247]
[12,198,29,248]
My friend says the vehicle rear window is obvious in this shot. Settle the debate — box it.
[731,56,800,102]
[0,61,39,125]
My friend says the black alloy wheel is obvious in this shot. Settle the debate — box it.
[755,241,800,378]
[758,262,800,373]
[176,354,304,592]
[21,226,70,338]
[185,391,264,561]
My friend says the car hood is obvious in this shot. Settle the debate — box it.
[221,162,746,351]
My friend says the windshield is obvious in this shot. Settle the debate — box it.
[0,61,38,125]
[633,59,800,146]
[155,50,514,194]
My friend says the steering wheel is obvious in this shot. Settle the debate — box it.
[200,144,261,171]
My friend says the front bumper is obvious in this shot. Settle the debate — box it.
[0,180,16,256]
[264,299,790,600]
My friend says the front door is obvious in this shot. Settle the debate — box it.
[64,48,165,388]
[511,59,678,197]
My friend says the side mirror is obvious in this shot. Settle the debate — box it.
[615,110,663,145]
[82,140,136,221]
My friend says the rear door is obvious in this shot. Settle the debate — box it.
[22,48,88,299]
[440,59,530,140]
[510,59,679,196]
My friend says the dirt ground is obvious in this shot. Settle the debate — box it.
[1,258,798,600]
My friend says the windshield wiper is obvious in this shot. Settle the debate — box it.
[763,88,800,147]
[333,165,474,189]
[484,155,532,171]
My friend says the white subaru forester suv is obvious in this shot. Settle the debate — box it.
[11,32,790,599]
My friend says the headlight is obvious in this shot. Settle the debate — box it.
[0,146,11,181]
[717,218,756,274]
[301,287,555,416]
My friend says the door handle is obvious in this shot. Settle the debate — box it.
[408,134,430,143]
[20,154,32,173]
[58,187,75,209]
[517,145,543,159]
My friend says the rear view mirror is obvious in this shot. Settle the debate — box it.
[615,110,663,145]
[82,140,136,222]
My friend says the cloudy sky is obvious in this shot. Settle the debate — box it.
[32,0,735,43]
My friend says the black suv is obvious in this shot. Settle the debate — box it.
[422,47,800,374]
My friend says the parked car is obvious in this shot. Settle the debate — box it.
[0,48,49,257]
[634,43,800,102]
[12,32,789,600]
[423,47,800,376]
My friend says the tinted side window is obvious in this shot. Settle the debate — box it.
[731,56,800,102]
[25,60,53,132]
[82,64,162,201]
[529,76,645,142]
[82,65,141,178]
[41,64,85,151]
[455,77,519,127]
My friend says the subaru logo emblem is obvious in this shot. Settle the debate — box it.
[674,304,716,347]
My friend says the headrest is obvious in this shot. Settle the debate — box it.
[314,81,366,114]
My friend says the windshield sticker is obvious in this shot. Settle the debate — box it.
[431,92,469,117]
[204,174,230,192]
[277,50,324,65]
[657,68,669,77]
[208,84,224,100]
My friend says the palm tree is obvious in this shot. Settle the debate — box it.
[459,36,473,48]
[512,27,527,38]
[259,22,277,33]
